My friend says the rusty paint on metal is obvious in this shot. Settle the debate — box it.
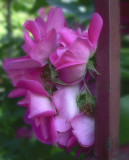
[94,0,120,159]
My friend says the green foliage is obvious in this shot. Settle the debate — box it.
[30,0,49,13]
[47,0,94,21]
[120,95,129,145]
[120,35,129,145]
[121,36,129,96]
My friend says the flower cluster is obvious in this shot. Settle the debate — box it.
[3,7,103,156]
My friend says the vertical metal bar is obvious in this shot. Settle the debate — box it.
[94,0,120,160]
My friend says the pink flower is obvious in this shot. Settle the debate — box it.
[52,85,80,121]
[52,85,79,147]
[3,7,101,156]
[3,56,42,86]
[38,7,52,20]
[23,7,66,65]
[50,13,103,84]
[18,80,57,145]
[3,7,67,96]
[33,116,57,145]
[52,85,94,148]
[71,113,95,147]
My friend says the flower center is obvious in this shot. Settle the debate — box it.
[81,102,94,117]
[40,65,51,82]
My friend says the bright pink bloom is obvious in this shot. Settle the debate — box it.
[3,7,100,155]
[52,85,80,147]
[3,56,42,86]
[57,130,73,147]
[50,13,103,84]
[38,7,52,20]
[23,7,66,65]
[19,81,57,145]
[52,85,94,148]
[71,113,95,147]
[33,116,57,145]
[52,85,80,121]
[27,91,55,118]
[8,88,26,98]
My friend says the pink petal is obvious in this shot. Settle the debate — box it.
[71,113,95,147]
[30,29,57,65]
[57,130,72,147]
[35,17,46,39]
[67,136,78,148]
[51,38,90,70]
[33,117,57,145]
[6,67,42,87]
[51,38,92,84]
[3,56,41,72]
[8,88,26,98]
[24,20,41,42]
[51,50,82,69]
[24,109,33,124]
[28,91,56,118]
[38,8,46,19]
[52,85,80,121]
[22,31,35,54]
[17,79,49,96]
[32,117,51,144]
[59,27,77,45]
[54,116,71,132]
[46,7,66,33]
[24,67,42,83]
[17,97,29,107]
[38,117,49,139]
[58,63,86,84]
[50,117,57,146]
[88,13,103,47]
[69,37,91,63]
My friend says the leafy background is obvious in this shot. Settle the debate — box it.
[0,0,129,159]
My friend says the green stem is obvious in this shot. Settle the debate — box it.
[83,77,93,104]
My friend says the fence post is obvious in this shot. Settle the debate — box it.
[94,0,120,159]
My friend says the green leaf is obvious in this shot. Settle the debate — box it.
[48,61,68,86]
[76,94,86,107]
[52,78,68,86]
[87,60,99,75]
[88,69,95,79]
[121,68,129,80]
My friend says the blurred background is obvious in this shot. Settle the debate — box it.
[0,0,129,159]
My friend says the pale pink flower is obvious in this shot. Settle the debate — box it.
[3,56,42,86]
[71,113,95,147]
[23,7,66,65]
[50,13,103,84]
[18,81,57,145]
[52,85,95,148]
[2,7,101,155]
[38,7,52,20]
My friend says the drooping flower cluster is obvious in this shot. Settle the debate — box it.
[3,7,103,156]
